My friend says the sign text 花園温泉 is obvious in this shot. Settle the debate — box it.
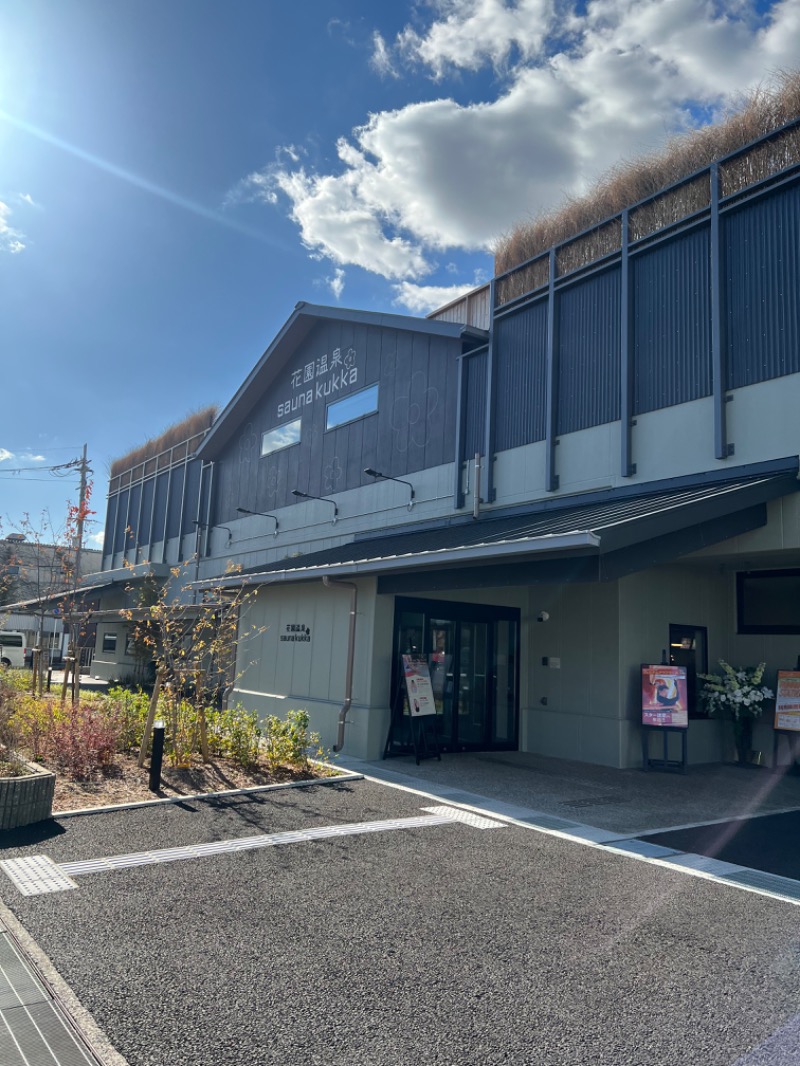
[276,348,358,420]
[280,624,311,644]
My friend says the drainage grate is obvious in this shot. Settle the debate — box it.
[723,869,800,902]
[422,806,505,829]
[0,857,78,898]
[0,936,47,1011]
[606,839,682,859]
[517,814,582,831]
[666,853,747,876]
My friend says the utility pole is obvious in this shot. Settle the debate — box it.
[65,443,91,699]
[73,443,89,587]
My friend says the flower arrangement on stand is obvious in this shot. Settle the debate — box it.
[699,661,773,765]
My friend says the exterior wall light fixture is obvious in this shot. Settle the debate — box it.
[291,490,338,524]
[193,520,233,546]
[364,468,415,509]
[236,507,279,536]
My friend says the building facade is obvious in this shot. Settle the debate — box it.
[90,118,800,768]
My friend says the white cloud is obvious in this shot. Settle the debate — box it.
[394,280,478,313]
[0,201,26,254]
[87,531,105,549]
[245,0,800,285]
[0,449,13,462]
[371,31,399,77]
[18,193,38,208]
[328,267,346,300]
[399,0,555,78]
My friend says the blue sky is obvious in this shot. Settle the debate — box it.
[1,0,797,547]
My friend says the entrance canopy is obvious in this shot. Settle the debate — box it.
[193,464,800,595]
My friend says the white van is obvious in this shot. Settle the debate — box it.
[0,632,25,669]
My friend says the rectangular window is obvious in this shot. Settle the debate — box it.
[737,569,800,634]
[261,419,301,457]
[326,383,378,431]
[102,633,117,653]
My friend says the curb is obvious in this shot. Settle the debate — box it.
[53,771,363,819]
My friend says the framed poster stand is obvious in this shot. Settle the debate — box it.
[641,664,689,774]
[772,670,800,774]
[383,655,442,765]
[641,726,688,774]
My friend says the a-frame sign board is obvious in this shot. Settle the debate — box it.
[383,654,442,765]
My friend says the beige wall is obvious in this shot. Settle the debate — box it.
[522,580,623,766]
[233,577,383,760]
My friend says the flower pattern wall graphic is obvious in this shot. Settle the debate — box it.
[238,423,257,464]
[391,374,439,452]
[324,456,343,492]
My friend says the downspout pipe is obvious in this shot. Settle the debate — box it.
[323,576,357,753]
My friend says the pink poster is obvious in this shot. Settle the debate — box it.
[642,665,688,728]
[402,654,436,717]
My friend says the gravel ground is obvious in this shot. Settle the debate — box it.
[1,779,799,1066]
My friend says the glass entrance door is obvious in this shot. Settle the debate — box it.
[393,598,520,752]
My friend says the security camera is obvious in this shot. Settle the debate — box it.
[537,611,550,622]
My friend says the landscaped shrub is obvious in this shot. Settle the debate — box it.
[46,702,122,780]
[263,709,322,772]
[9,693,54,762]
[207,705,261,769]
[104,686,152,752]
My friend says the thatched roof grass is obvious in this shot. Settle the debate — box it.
[494,71,800,302]
[110,406,217,479]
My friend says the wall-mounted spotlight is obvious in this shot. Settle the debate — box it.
[291,489,338,524]
[193,520,233,546]
[236,507,279,536]
[364,468,415,509]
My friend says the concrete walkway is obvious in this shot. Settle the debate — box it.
[336,750,800,835]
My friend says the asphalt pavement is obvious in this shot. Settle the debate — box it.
[643,809,800,881]
[1,777,800,1065]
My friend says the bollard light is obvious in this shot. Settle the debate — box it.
[149,719,166,792]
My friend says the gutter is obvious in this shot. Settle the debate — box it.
[322,577,358,753]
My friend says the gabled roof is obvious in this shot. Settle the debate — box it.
[196,302,486,461]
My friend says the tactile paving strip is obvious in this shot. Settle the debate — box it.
[422,806,506,829]
[61,813,456,878]
[0,857,78,898]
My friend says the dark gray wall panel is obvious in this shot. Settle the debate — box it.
[724,181,800,389]
[152,472,169,544]
[211,320,462,522]
[103,494,118,561]
[494,302,547,449]
[138,478,155,550]
[113,488,129,555]
[165,466,185,540]
[558,269,621,433]
[462,351,487,459]
[633,226,712,414]
[181,460,202,535]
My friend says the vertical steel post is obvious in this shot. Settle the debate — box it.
[482,278,497,502]
[544,249,559,491]
[710,162,729,459]
[620,209,635,477]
